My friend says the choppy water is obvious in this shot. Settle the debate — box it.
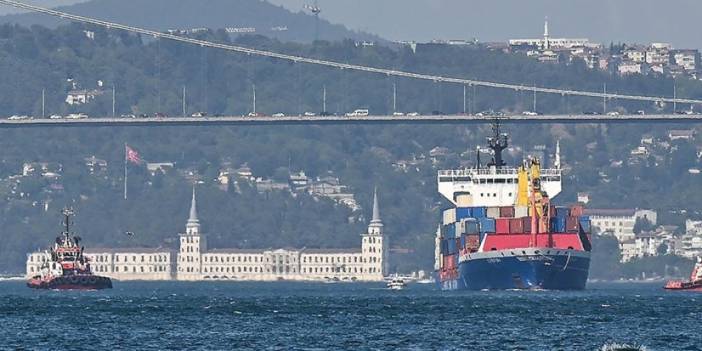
[0,281,700,350]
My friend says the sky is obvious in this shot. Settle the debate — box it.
[270,0,702,49]
[4,0,702,49]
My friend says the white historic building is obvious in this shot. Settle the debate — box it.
[27,188,388,282]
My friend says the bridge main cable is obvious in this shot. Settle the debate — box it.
[1,0,700,106]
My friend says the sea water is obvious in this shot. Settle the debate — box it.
[0,281,699,350]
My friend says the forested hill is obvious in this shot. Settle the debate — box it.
[0,0,379,42]
[0,23,701,276]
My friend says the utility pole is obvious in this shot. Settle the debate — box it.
[322,85,327,113]
[603,83,607,114]
[182,86,186,117]
[111,86,116,117]
[41,89,45,118]
[392,83,397,113]
[463,85,467,114]
[472,84,476,115]
[673,83,677,112]
[252,84,256,114]
[532,86,537,113]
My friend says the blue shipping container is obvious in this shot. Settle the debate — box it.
[460,235,467,248]
[551,217,566,232]
[471,207,487,218]
[579,219,592,233]
[464,219,479,235]
[442,223,456,239]
[479,217,496,233]
[440,240,449,255]
[456,207,472,220]
[555,207,570,218]
[447,239,458,255]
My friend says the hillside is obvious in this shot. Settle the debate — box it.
[0,0,380,42]
[0,23,701,275]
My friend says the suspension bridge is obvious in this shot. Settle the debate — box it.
[0,114,700,128]
[0,0,701,125]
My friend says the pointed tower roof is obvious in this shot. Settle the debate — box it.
[369,187,383,229]
[555,139,561,169]
[187,186,200,230]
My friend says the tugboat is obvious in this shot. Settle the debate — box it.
[27,208,112,290]
[664,257,702,291]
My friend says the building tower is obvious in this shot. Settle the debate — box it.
[361,187,388,280]
[543,17,550,50]
[553,139,561,169]
[177,186,207,281]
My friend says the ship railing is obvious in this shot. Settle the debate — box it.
[438,168,561,178]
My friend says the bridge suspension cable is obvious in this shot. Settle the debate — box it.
[1,0,701,106]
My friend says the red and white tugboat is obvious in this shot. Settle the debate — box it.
[27,208,112,290]
[664,257,702,291]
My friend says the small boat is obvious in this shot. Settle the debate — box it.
[386,277,407,290]
[27,208,112,290]
[664,257,702,291]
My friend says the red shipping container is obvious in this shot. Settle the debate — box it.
[496,218,510,233]
[522,217,532,233]
[565,217,579,232]
[499,206,515,218]
[510,218,524,233]
[570,205,584,217]
[443,255,457,269]
[466,235,480,249]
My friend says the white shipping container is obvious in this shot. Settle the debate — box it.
[443,208,456,225]
[515,206,529,218]
[487,207,500,218]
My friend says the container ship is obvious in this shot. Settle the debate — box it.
[27,208,112,290]
[435,123,592,290]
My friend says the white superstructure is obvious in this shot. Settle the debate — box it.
[438,126,562,207]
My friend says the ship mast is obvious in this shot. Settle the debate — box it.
[62,207,74,242]
[487,120,509,168]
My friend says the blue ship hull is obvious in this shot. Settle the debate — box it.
[438,250,590,291]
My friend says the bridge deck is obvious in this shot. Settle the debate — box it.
[0,114,700,127]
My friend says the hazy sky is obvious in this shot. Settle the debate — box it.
[270,0,702,49]
[4,1,702,49]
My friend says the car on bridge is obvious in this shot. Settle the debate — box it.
[121,114,136,119]
[49,114,63,119]
[154,112,167,118]
[522,111,539,116]
[346,109,369,117]
[248,112,265,117]
[407,112,420,117]
[8,115,30,120]
[272,113,285,117]
[304,112,316,117]
[393,112,405,116]
[66,113,88,119]
[191,112,207,117]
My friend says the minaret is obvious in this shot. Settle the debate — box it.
[543,17,550,50]
[368,187,383,235]
[361,187,388,280]
[554,139,561,169]
[177,185,206,281]
[186,186,200,235]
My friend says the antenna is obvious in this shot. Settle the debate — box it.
[304,0,322,41]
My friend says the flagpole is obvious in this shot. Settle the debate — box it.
[124,143,128,200]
